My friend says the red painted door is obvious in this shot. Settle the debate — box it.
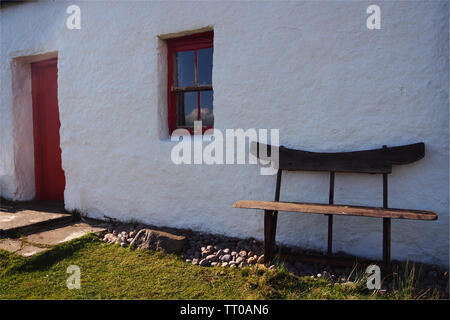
[31,58,65,201]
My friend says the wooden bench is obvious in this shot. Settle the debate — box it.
[233,142,437,271]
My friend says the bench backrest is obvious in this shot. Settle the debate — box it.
[251,141,425,204]
[252,142,425,174]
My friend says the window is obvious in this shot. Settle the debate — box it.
[167,31,214,134]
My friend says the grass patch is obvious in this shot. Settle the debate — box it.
[0,235,440,299]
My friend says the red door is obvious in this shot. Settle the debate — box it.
[31,58,65,201]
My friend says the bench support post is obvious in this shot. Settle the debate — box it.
[382,172,391,274]
[383,218,391,272]
[264,170,282,264]
[264,210,277,263]
[272,170,281,255]
[327,171,335,255]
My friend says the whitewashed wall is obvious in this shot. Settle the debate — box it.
[1,0,448,266]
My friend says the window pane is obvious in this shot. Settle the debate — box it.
[197,48,213,85]
[200,90,214,127]
[175,50,195,87]
[176,91,198,127]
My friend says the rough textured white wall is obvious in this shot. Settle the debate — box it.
[1,1,448,266]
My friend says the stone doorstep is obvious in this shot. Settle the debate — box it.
[0,209,74,237]
[0,222,106,257]
[26,222,105,246]
[0,238,47,257]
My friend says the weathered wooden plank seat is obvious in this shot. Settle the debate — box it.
[233,201,437,221]
[232,142,437,271]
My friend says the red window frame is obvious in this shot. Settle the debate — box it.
[167,31,214,135]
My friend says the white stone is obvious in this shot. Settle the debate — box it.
[221,254,232,262]
[206,254,216,261]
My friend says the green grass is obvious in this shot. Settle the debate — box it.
[0,234,439,299]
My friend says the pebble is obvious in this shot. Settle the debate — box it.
[257,255,265,264]
[221,254,232,262]
[202,249,211,256]
[206,254,216,261]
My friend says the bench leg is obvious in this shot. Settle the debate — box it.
[382,172,391,275]
[264,210,277,264]
[327,171,335,255]
[382,217,391,274]
[327,215,333,255]
[271,211,278,252]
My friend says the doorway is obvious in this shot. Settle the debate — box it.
[31,58,65,201]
